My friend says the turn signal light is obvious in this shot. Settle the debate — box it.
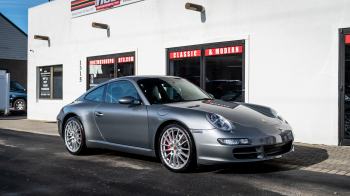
[217,138,252,145]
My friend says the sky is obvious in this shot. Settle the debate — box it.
[0,0,50,34]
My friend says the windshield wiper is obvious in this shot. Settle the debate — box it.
[168,100,190,103]
[191,98,213,101]
[167,98,213,103]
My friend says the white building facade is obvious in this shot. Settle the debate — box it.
[28,0,350,146]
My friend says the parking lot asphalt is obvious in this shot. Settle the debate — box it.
[1,112,350,195]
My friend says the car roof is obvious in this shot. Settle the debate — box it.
[85,75,183,94]
[108,75,179,82]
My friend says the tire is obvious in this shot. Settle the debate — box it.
[158,123,196,172]
[14,99,26,110]
[64,117,87,155]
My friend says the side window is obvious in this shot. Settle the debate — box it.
[105,81,139,103]
[85,85,106,102]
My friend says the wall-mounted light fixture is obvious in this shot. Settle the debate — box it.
[34,35,49,40]
[92,22,109,30]
[185,2,205,12]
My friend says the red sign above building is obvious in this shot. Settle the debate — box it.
[118,56,134,63]
[170,50,201,59]
[89,58,114,65]
[96,0,120,11]
[205,46,243,56]
[346,35,350,44]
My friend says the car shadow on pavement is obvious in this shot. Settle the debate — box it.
[196,144,329,174]
[83,148,161,163]
[81,144,329,174]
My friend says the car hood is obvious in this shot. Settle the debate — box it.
[164,99,282,128]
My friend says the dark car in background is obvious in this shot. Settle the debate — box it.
[10,81,27,110]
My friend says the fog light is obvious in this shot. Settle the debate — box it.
[217,138,252,145]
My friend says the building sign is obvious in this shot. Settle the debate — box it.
[205,46,243,56]
[169,50,201,59]
[89,58,115,65]
[71,0,143,18]
[118,56,134,63]
[39,67,51,98]
[346,35,350,44]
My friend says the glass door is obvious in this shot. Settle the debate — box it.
[340,29,350,146]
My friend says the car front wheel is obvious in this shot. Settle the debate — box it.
[64,117,87,155]
[158,124,196,172]
[14,99,26,110]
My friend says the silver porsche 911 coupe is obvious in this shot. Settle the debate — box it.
[57,76,294,172]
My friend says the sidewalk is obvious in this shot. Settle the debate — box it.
[1,113,350,176]
[0,112,58,136]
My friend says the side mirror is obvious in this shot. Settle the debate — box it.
[118,96,141,105]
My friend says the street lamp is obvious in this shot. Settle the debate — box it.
[185,2,205,12]
[34,35,49,40]
[92,22,109,30]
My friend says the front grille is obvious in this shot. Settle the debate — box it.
[232,140,293,159]
[232,147,258,159]
[263,141,293,156]
[234,153,258,159]
[232,147,256,153]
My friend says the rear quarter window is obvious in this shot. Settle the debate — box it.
[85,85,106,102]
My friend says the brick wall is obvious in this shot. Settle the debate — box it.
[0,59,27,89]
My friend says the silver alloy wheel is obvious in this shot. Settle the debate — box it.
[65,120,82,153]
[160,127,190,170]
[15,101,24,110]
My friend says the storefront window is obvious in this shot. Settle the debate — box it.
[53,66,63,99]
[169,50,201,87]
[87,52,135,90]
[205,46,243,102]
[167,42,244,102]
[39,65,63,99]
[117,56,135,77]
[88,57,115,89]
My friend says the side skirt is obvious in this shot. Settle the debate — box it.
[87,140,157,157]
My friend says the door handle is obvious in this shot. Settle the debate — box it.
[95,112,104,117]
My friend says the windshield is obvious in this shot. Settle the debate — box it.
[10,82,25,91]
[137,77,212,104]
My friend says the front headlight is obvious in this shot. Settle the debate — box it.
[270,108,287,123]
[206,113,232,132]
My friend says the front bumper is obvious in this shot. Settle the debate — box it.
[57,119,63,137]
[191,128,294,165]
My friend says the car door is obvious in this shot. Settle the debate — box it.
[93,81,149,148]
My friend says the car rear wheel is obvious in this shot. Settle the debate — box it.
[14,99,26,110]
[64,117,87,155]
[158,124,196,172]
